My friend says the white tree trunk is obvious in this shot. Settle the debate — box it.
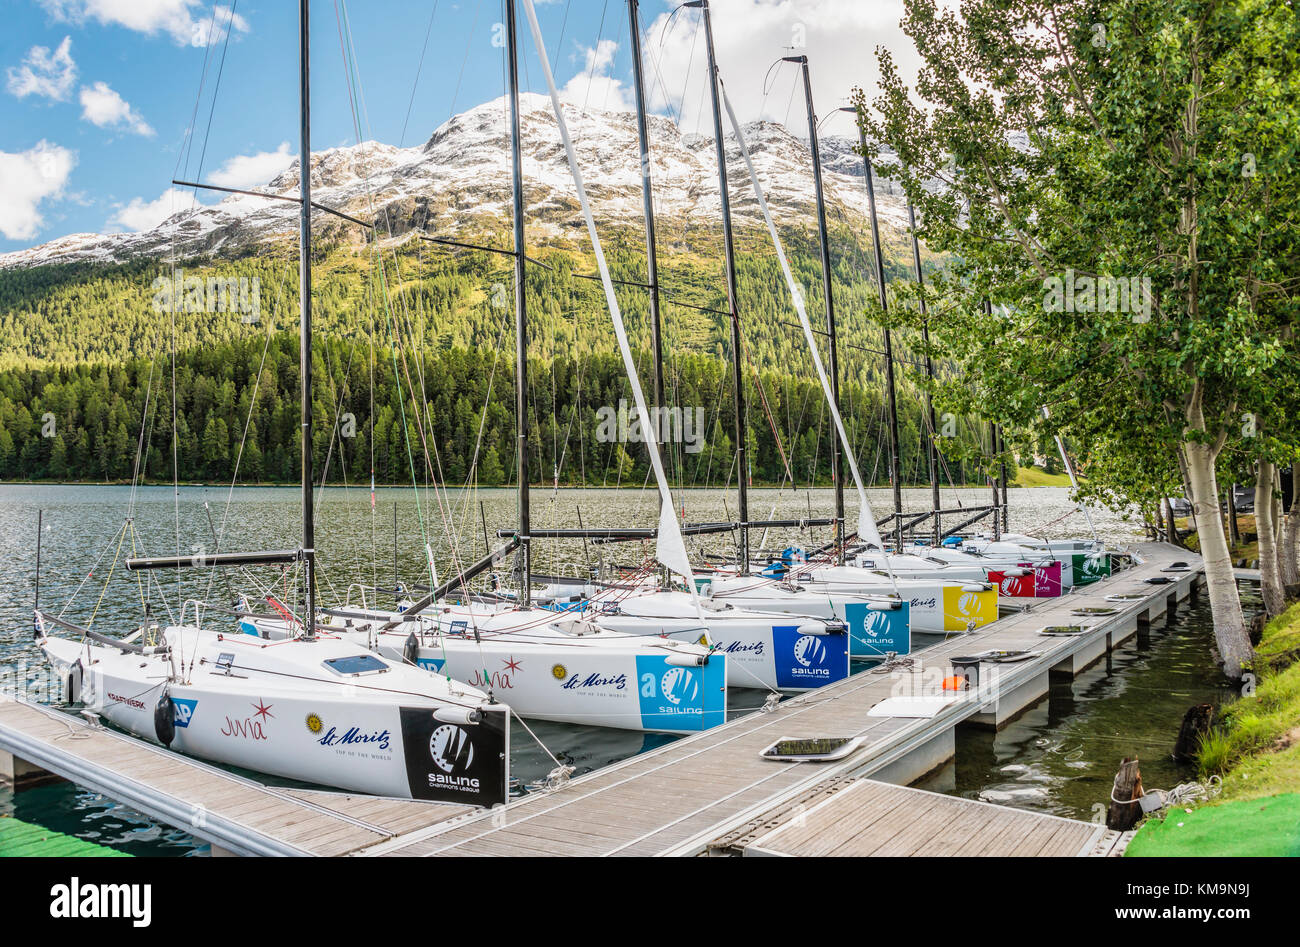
[1281,469,1300,589]
[1255,459,1285,616]
[1184,441,1252,677]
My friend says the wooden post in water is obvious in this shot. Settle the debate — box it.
[1107,757,1144,830]
[1173,704,1214,763]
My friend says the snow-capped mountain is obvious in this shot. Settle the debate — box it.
[0,94,912,270]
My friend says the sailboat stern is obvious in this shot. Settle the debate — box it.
[634,653,726,733]
[940,584,1000,631]
[399,704,510,807]
[843,599,911,659]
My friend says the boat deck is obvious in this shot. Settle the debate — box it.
[0,542,1201,856]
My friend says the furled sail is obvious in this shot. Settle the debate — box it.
[521,0,696,585]
[717,79,886,553]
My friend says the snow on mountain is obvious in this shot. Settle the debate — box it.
[0,94,912,270]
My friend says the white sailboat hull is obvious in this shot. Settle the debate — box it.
[39,627,509,805]
[577,589,851,691]
[245,605,727,734]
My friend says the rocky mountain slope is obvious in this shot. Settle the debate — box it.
[0,93,911,269]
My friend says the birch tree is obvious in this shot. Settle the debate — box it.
[855,0,1299,677]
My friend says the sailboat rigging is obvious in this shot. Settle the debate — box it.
[33,0,511,806]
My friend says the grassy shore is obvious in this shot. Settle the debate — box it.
[1177,512,1260,564]
[1010,466,1073,488]
[1127,602,1300,856]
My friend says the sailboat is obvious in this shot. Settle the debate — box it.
[665,34,997,646]
[509,0,854,690]
[240,0,728,732]
[35,0,510,806]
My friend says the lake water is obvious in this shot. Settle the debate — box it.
[917,583,1256,821]
[0,483,1147,854]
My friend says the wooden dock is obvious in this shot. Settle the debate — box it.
[0,542,1201,857]
[729,778,1105,857]
[0,698,471,856]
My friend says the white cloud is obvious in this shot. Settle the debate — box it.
[641,0,921,138]
[6,36,77,101]
[79,81,154,136]
[0,141,77,239]
[207,141,294,189]
[561,40,634,113]
[106,187,192,232]
[38,0,249,48]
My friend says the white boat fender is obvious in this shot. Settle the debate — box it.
[63,658,84,704]
[154,688,176,747]
[867,600,901,611]
[961,583,991,592]
[432,706,483,726]
[797,623,834,637]
[403,632,420,666]
[664,651,707,667]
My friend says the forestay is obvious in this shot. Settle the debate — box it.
[521,0,698,595]
[717,80,886,556]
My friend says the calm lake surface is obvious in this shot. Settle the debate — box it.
[0,482,1179,855]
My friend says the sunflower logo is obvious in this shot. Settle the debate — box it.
[551,664,567,680]
[305,713,323,735]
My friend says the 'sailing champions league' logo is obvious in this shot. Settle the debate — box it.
[956,591,981,616]
[789,634,832,679]
[426,724,482,793]
[660,667,700,705]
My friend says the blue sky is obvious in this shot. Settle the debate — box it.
[1,0,913,254]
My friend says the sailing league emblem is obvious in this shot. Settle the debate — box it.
[864,609,891,638]
[793,634,827,667]
[429,725,475,773]
[660,667,700,705]
[399,706,507,806]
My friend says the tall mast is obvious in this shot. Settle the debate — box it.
[298,0,317,639]
[629,0,668,538]
[989,422,1002,540]
[506,0,530,604]
[858,124,903,551]
[908,200,941,545]
[628,0,665,434]
[688,0,748,572]
[981,298,1001,540]
[788,56,843,564]
[999,424,1010,531]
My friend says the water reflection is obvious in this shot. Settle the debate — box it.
[917,586,1253,820]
